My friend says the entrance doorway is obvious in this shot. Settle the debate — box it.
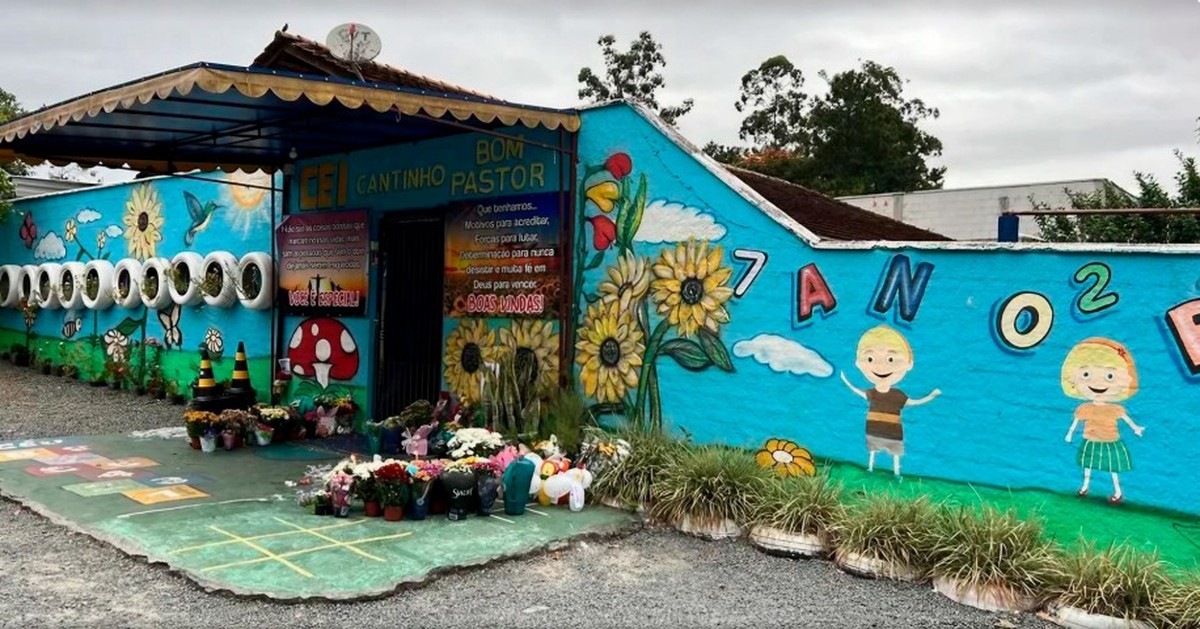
[374,213,445,419]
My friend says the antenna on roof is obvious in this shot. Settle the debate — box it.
[326,23,382,82]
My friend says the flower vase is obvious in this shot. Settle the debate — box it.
[189,436,200,450]
[221,430,237,451]
[476,473,500,516]
[363,501,382,517]
[199,435,217,453]
[255,426,274,446]
[443,470,476,521]
[408,482,431,521]
[383,505,405,522]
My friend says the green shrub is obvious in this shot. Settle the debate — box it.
[1051,541,1169,622]
[650,445,770,527]
[541,387,591,455]
[591,428,685,508]
[928,505,1061,602]
[751,473,845,539]
[831,493,940,574]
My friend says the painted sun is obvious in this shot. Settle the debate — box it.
[223,170,272,238]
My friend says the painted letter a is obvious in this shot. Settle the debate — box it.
[797,263,837,323]
[872,254,934,323]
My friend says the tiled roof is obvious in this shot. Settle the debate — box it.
[727,166,951,241]
[252,29,495,99]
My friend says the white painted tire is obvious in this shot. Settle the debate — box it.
[748,526,828,559]
[57,262,86,310]
[200,251,238,308]
[112,259,143,309]
[82,260,115,310]
[931,577,1038,613]
[169,252,203,306]
[236,252,274,310]
[675,516,743,540]
[139,257,172,310]
[18,264,38,304]
[1050,604,1153,629]
[34,263,62,309]
[837,552,922,581]
[0,265,20,307]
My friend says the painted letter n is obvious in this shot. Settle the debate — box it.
[1166,299,1200,375]
[872,254,934,323]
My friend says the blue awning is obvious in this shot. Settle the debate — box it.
[0,62,580,173]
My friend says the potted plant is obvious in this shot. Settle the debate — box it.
[327,466,354,518]
[446,427,505,459]
[375,462,411,521]
[381,416,403,454]
[353,464,382,517]
[409,461,441,521]
[472,459,502,516]
[442,458,477,522]
[313,490,333,516]
[199,426,220,453]
[1048,542,1165,629]
[218,409,248,450]
[141,273,159,302]
[104,357,129,391]
[183,410,217,449]
[830,494,939,582]
[749,473,845,559]
[649,445,769,540]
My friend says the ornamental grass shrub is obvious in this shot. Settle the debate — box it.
[829,493,941,574]
[649,445,771,527]
[927,505,1062,603]
[750,472,845,540]
[1158,574,1200,629]
[1050,541,1170,623]
[591,428,686,508]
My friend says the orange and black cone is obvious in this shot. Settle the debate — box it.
[228,341,256,401]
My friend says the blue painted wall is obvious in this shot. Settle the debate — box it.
[574,103,1200,516]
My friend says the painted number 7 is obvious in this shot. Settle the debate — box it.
[732,249,768,297]
[1073,262,1118,315]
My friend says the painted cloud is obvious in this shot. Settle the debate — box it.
[76,208,102,223]
[104,225,123,238]
[733,334,833,378]
[633,200,726,243]
[33,232,67,261]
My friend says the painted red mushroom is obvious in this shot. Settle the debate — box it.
[287,317,359,388]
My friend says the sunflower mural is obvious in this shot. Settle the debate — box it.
[573,152,736,427]
[123,182,164,261]
[498,319,561,393]
[756,438,816,477]
[443,319,496,404]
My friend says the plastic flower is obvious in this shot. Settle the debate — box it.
[123,182,164,260]
[604,153,632,179]
[598,251,650,304]
[64,219,77,243]
[585,181,621,213]
[103,329,129,362]
[576,298,644,404]
[650,239,734,338]
[755,438,815,477]
[497,319,560,392]
[443,319,495,404]
[586,215,616,251]
[96,231,107,250]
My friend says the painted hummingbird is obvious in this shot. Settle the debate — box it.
[182,191,222,246]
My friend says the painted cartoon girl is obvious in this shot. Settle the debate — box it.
[1062,337,1145,504]
[841,325,941,478]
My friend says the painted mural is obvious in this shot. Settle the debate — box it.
[574,102,1200,562]
[0,172,279,400]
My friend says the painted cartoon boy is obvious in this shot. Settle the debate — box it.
[840,325,940,477]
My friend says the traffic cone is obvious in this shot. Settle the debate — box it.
[189,348,221,411]
[226,341,257,407]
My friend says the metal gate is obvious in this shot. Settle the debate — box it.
[373,214,445,420]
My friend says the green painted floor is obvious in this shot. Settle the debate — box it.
[0,434,637,599]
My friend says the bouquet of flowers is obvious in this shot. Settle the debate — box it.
[374,461,411,507]
[327,466,355,516]
[470,458,502,479]
[446,428,505,458]
[183,410,218,439]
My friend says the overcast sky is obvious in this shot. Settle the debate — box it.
[3,0,1198,192]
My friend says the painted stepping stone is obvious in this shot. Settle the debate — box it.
[73,467,149,482]
[0,438,70,451]
[145,474,214,489]
[25,464,84,477]
[49,445,91,454]
[62,479,146,497]
[122,485,208,505]
[35,453,111,466]
[0,448,59,463]
[90,457,159,470]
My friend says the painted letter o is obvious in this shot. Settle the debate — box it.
[996,292,1054,350]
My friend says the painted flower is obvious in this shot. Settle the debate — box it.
[598,251,650,305]
[585,181,621,213]
[576,298,644,404]
[498,319,560,392]
[19,212,37,249]
[203,327,224,358]
[604,153,632,180]
[96,230,107,250]
[443,319,496,404]
[587,215,617,251]
[122,183,164,261]
[650,239,734,338]
[64,219,77,243]
[103,329,129,362]
[755,439,815,477]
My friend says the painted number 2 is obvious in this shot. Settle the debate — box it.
[1073,262,1118,315]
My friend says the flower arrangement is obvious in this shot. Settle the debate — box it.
[374,462,411,507]
[443,457,485,475]
[412,459,444,483]
[218,409,251,436]
[470,458,502,478]
[183,410,219,439]
[447,427,505,458]
[327,466,355,516]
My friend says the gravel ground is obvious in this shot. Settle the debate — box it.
[0,361,1052,628]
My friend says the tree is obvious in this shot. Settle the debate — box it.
[577,32,694,126]
[713,57,944,197]
[0,85,24,222]
[1035,151,1200,243]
